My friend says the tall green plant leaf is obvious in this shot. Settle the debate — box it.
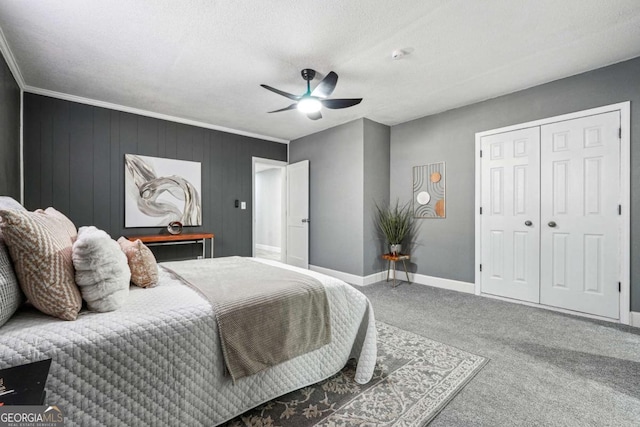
[374,199,414,244]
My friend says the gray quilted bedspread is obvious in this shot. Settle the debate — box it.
[0,258,377,426]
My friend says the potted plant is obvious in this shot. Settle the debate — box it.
[374,200,414,255]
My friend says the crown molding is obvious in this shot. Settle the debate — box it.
[24,85,289,144]
[0,23,288,144]
[0,25,25,88]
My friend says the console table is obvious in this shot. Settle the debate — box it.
[127,233,215,259]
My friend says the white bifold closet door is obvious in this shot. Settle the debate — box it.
[481,127,541,303]
[540,112,620,319]
[481,111,621,319]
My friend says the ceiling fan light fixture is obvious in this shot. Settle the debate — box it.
[262,69,361,120]
[297,97,322,114]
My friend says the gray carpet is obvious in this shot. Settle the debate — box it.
[356,281,640,426]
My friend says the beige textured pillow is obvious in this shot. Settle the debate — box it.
[0,209,82,320]
[117,237,159,288]
[35,207,77,241]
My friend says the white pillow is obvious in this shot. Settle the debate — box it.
[72,226,131,312]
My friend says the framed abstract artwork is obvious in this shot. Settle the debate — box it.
[124,154,202,227]
[413,162,445,218]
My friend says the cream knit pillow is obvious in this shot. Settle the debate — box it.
[0,209,82,321]
[117,237,159,288]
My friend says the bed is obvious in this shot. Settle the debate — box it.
[0,257,377,426]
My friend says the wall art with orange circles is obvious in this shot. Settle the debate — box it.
[412,162,445,218]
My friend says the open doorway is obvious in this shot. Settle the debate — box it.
[252,157,287,262]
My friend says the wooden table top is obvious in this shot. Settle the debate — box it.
[127,233,214,243]
[382,253,410,261]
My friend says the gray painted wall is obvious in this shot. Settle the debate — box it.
[289,118,390,277]
[363,119,390,275]
[0,51,20,199]
[289,120,365,276]
[23,93,287,260]
[255,168,282,248]
[390,56,640,312]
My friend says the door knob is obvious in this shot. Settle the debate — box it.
[548,221,557,228]
[301,218,310,223]
[524,220,532,226]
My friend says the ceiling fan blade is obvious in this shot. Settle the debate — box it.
[311,71,338,98]
[321,98,363,109]
[268,103,298,113]
[307,111,322,120]
[260,84,301,101]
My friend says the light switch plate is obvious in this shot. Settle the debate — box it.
[241,201,246,209]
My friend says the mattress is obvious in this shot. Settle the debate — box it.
[0,257,377,426]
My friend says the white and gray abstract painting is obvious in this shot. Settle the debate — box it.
[413,162,446,218]
[125,154,202,227]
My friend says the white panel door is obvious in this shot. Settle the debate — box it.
[286,160,309,268]
[481,127,541,302]
[540,112,620,318]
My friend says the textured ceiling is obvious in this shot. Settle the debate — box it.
[1,0,640,142]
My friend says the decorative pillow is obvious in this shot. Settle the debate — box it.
[0,209,82,321]
[0,196,26,242]
[117,237,159,288]
[0,240,23,327]
[0,196,25,213]
[35,207,77,241]
[0,197,26,327]
[73,226,130,312]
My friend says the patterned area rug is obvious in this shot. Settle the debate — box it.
[222,322,488,426]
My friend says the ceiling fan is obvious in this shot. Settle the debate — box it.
[260,69,362,120]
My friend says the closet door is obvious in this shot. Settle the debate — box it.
[539,112,620,319]
[481,127,540,302]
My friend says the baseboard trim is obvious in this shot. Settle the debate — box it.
[385,268,474,293]
[256,244,281,253]
[311,264,636,326]
[412,274,475,294]
[364,271,387,286]
[309,265,385,286]
[631,311,640,328]
[308,265,473,293]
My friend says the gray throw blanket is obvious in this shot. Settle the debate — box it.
[161,257,331,381]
